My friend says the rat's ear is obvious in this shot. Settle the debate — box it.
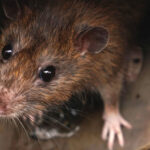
[2,0,21,20]
[75,27,109,55]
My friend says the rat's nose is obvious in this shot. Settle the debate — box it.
[0,88,13,115]
[0,103,7,115]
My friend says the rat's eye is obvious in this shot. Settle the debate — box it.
[39,66,56,82]
[2,44,13,60]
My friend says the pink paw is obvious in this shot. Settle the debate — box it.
[102,113,132,150]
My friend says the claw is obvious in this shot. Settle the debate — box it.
[102,112,132,150]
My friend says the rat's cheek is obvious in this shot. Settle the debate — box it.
[41,89,73,104]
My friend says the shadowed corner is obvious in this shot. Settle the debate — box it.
[0,0,7,33]
[138,0,150,49]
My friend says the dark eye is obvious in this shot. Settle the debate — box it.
[2,44,13,60]
[39,66,56,82]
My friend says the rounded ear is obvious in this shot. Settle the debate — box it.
[75,27,109,55]
[2,0,21,20]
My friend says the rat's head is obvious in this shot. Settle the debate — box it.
[0,0,108,119]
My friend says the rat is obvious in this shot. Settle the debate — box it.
[0,0,147,149]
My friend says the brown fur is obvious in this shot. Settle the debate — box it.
[0,0,148,120]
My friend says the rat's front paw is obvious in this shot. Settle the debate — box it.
[102,113,132,150]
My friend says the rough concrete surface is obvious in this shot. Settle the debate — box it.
[0,49,150,150]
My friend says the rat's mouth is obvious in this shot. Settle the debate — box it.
[0,102,26,119]
[0,105,14,117]
[0,110,20,119]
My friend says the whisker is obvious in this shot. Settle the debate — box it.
[51,138,61,150]
[22,119,43,150]
[15,117,30,141]
[11,118,20,135]
[27,108,72,131]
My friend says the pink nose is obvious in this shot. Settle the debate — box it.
[0,87,17,116]
[0,103,7,115]
[0,89,11,115]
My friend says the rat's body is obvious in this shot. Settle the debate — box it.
[0,0,147,149]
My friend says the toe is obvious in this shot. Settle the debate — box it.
[120,117,132,129]
[108,129,115,150]
[102,123,108,140]
[116,127,124,147]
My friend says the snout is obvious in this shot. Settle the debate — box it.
[0,88,14,115]
[0,86,24,117]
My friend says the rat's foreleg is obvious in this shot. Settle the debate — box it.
[99,78,132,150]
